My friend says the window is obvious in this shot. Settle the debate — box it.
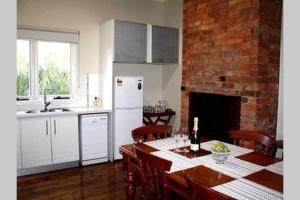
[17,27,79,99]
[17,40,30,96]
[38,41,71,95]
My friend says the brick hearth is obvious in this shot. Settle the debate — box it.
[181,0,282,136]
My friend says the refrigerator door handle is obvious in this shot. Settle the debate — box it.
[115,107,142,111]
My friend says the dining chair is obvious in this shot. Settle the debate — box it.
[132,125,172,143]
[134,145,172,200]
[229,130,277,157]
[185,174,233,200]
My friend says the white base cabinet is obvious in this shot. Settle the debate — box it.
[19,115,79,169]
[17,118,23,169]
[20,117,52,168]
[51,115,79,164]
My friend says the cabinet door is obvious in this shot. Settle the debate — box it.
[152,25,179,63]
[17,119,22,169]
[20,117,52,168]
[114,20,147,63]
[51,115,79,164]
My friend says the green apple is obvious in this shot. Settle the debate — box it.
[211,142,230,153]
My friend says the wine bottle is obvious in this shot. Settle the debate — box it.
[190,117,200,152]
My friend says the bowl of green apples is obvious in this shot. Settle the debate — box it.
[211,142,231,164]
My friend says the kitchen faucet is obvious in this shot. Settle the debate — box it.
[43,89,53,111]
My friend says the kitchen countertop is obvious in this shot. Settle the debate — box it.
[16,107,112,118]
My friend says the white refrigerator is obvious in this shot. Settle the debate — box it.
[113,76,143,160]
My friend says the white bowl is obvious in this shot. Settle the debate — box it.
[211,150,231,164]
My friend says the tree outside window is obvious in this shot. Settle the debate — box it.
[17,40,30,96]
[38,41,71,95]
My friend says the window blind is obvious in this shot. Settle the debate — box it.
[17,26,79,43]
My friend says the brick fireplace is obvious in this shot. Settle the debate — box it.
[181,0,282,137]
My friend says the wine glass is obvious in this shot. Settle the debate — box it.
[182,127,189,153]
[174,127,182,152]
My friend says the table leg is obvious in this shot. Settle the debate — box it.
[163,184,171,200]
[122,153,136,200]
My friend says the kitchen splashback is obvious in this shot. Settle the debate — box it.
[79,73,100,107]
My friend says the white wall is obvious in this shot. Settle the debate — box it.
[161,64,182,128]
[276,41,283,141]
[276,20,283,158]
[161,0,183,129]
[17,0,165,74]
[163,0,183,28]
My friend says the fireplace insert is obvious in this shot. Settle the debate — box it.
[189,92,241,143]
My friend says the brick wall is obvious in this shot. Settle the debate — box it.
[181,0,282,137]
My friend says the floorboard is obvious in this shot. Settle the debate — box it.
[17,162,128,200]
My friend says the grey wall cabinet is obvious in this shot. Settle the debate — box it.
[114,20,147,63]
[152,25,179,63]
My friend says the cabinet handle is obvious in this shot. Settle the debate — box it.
[46,120,48,135]
[54,120,56,135]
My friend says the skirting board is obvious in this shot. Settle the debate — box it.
[81,157,108,166]
[17,161,79,176]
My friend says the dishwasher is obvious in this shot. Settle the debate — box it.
[80,114,108,165]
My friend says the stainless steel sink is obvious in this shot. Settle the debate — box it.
[25,109,45,114]
[48,108,72,112]
[26,108,72,114]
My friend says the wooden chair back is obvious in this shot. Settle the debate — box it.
[134,145,172,200]
[229,130,277,156]
[131,125,172,143]
[185,174,233,200]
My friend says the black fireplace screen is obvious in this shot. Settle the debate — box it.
[189,92,241,143]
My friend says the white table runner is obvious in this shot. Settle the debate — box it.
[192,155,264,179]
[265,161,283,175]
[201,140,254,157]
[151,150,198,173]
[212,178,283,200]
[145,138,190,151]
[146,139,254,158]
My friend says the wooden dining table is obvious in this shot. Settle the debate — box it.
[119,138,283,200]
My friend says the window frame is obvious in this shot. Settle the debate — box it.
[16,39,78,100]
[17,26,79,101]
[16,39,32,97]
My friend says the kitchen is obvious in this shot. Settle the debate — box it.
[0,0,292,199]
[15,0,182,199]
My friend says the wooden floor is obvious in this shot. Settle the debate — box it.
[17,162,128,200]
